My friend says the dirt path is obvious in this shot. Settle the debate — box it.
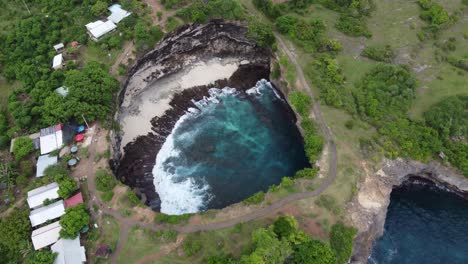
[85,35,337,262]
[110,41,135,76]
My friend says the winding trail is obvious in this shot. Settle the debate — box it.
[87,35,337,263]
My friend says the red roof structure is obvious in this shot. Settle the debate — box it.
[71,41,79,47]
[65,192,84,208]
[75,134,85,142]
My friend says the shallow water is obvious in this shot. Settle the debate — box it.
[369,183,468,264]
[152,80,309,215]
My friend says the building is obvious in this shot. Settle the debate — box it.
[65,192,83,208]
[52,54,64,70]
[108,4,132,24]
[9,132,40,153]
[27,182,60,209]
[51,236,87,264]
[85,20,117,41]
[56,86,69,97]
[40,124,65,155]
[29,200,65,227]
[31,221,61,250]
[36,155,58,178]
[53,43,65,53]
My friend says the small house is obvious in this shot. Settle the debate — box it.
[108,4,132,24]
[51,236,87,264]
[36,155,58,178]
[53,43,65,53]
[27,182,60,209]
[31,221,61,250]
[52,54,64,70]
[64,192,83,208]
[85,20,117,41]
[40,124,64,155]
[29,200,65,227]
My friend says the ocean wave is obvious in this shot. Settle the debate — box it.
[153,79,280,215]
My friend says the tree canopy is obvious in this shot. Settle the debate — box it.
[0,209,32,263]
[59,204,90,239]
[12,137,34,161]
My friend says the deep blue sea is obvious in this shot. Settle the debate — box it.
[153,80,309,215]
[369,183,468,264]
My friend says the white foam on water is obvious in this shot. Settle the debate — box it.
[153,80,277,215]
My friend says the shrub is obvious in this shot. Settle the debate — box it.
[95,170,117,192]
[247,18,276,48]
[243,191,265,205]
[273,215,298,240]
[165,17,181,32]
[19,160,33,177]
[127,190,142,206]
[289,91,311,118]
[345,120,355,129]
[335,14,372,38]
[60,204,90,239]
[183,237,202,257]
[58,178,78,199]
[12,137,34,161]
[330,222,358,264]
[294,167,318,179]
[362,45,394,62]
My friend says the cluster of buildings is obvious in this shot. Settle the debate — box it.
[86,4,132,41]
[28,182,85,264]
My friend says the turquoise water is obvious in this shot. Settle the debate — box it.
[153,80,309,215]
[369,183,468,264]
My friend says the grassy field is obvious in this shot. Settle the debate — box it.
[117,227,166,264]
[155,219,268,263]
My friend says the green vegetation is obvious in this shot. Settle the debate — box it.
[24,250,57,264]
[247,18,276,48]
[165,17,181,32]
[183,237,203,256]
[336,14,372,38]
[154,213,192,224]
[289,91,312,117]
[362,45,394,62]
[315,194,342,215]
[243,191,265,205]
[177,0,245,23]
[12,137,34,161]
[330,222,358,264]
[60,204,90,239]
[127,190,142,206]
[44,164,78,199]
[0,209,31,263]
[95,169,117,192]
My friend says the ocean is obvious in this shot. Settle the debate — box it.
[369,182,468,264]
[152,80,310,215]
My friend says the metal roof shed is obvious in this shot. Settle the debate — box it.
[108,4,132,24]
[31,221,62,250]
[52,54,64,70]
[36,155,58,178]
[52,236,87,264]
[53,43,65,53]
[40,124,64,155]
[27,182,60,209]
[29,200,65,227]
[85,20,117,41]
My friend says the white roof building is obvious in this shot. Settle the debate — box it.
[108,4,132,24]
[52,236,87,264]
[53,43,65,53]
[56,86,69,97]
[36,155,58,178]
[52,54,64,70]
[31,221,62,250]
[85,20,117,41]
[29,200,65,227]
[27,182,60,209]
[40,124,64,155]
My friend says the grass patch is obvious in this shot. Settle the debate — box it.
[117,227,166,264]
[154,213,192,225]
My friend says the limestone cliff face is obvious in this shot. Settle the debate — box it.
[348,159,468,263]
[112,20,272,211]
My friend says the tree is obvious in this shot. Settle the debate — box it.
[0,209,31,263]
[24,250,57,264]
[330,222,357,264]
[247,18,276,48]
[59,204,90,239]
[95,169,117,192]
[240,228,292,264]
[91,1,108,16]
[291,240,336,264]
[273,215,298,240]
[58,178,78,199]
[13,137,34,161]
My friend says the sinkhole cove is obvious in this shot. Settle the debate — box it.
[369,182,468,264]
[115,21,310,215]
[153,80,309,214]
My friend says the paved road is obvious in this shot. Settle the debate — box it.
[86,35,338,263]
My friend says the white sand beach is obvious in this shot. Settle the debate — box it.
[119,58,240,151]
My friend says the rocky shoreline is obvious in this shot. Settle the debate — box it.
[348,159,468,263]
[111,20,273,210]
